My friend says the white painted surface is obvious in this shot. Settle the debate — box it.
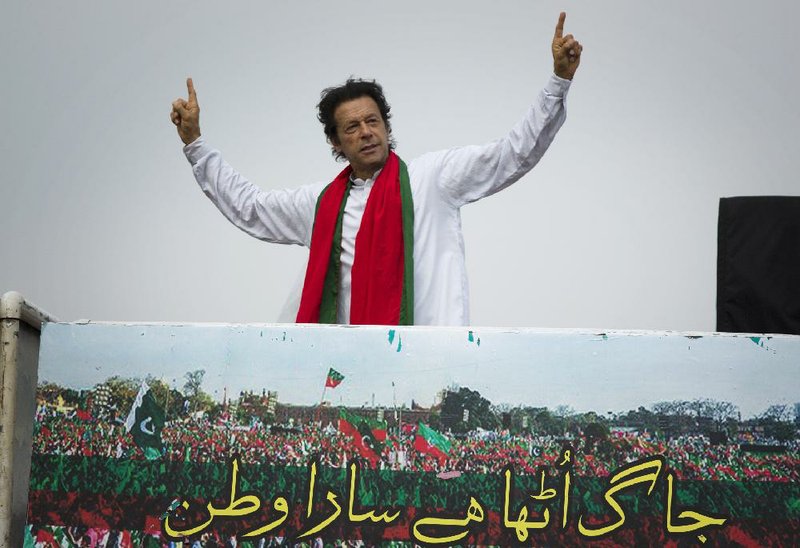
[0,293,50,547]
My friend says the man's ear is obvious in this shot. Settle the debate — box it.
[329,135,341,154]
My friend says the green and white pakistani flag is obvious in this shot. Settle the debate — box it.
[124,382,165,460]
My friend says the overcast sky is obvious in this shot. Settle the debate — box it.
[3,1,799,331]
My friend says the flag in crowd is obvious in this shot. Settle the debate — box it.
[124,382,165,460]
[325,367,345,388]
[338,408,386,463]
[414,422,451,461]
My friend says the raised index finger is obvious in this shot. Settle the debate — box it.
[186,77,197,102]
[554,12,566,40]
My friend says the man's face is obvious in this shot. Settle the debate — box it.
[332,96,389,179]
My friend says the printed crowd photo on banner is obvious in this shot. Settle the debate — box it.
[25,324,800,546]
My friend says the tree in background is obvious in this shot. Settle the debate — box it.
[754,404,797,443]
[183,369,206,413]
[440,386,499,434]
[650,398,740,438]
[583,421,609,452]
[144,376,183,422]
[104,376,140,416]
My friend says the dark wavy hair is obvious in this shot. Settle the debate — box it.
[317,78,395,161]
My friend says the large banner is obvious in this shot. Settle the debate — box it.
[27,324,800,546]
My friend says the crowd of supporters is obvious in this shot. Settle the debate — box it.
[32,405,799,482]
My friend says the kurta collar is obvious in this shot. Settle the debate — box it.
[350,167,383,187]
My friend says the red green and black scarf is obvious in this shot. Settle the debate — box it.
[296,151,414,325]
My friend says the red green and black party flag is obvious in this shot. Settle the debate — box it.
[325,367,345,388]
[338,408,387,464]
[414,422,451,461]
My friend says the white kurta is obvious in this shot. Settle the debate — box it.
[185,74,571,326]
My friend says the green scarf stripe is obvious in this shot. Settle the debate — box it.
[318,180,351,323]
[28,454,800,520]
[311,182,333,232]
[398,159,414,325]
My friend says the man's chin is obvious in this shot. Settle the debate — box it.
[362,155,388,170]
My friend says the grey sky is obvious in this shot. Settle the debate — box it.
[2,1,799,330]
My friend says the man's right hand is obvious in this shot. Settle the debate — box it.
[552,12,582,80]
[171,78,201,145]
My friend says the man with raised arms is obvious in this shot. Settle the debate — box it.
[171,12,582,326]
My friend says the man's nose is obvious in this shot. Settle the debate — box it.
[358,122,373,138]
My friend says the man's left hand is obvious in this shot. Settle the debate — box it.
[552,12,583,80]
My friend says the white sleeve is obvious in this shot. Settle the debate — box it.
[436,74,571,208]
[183,138,323,246]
